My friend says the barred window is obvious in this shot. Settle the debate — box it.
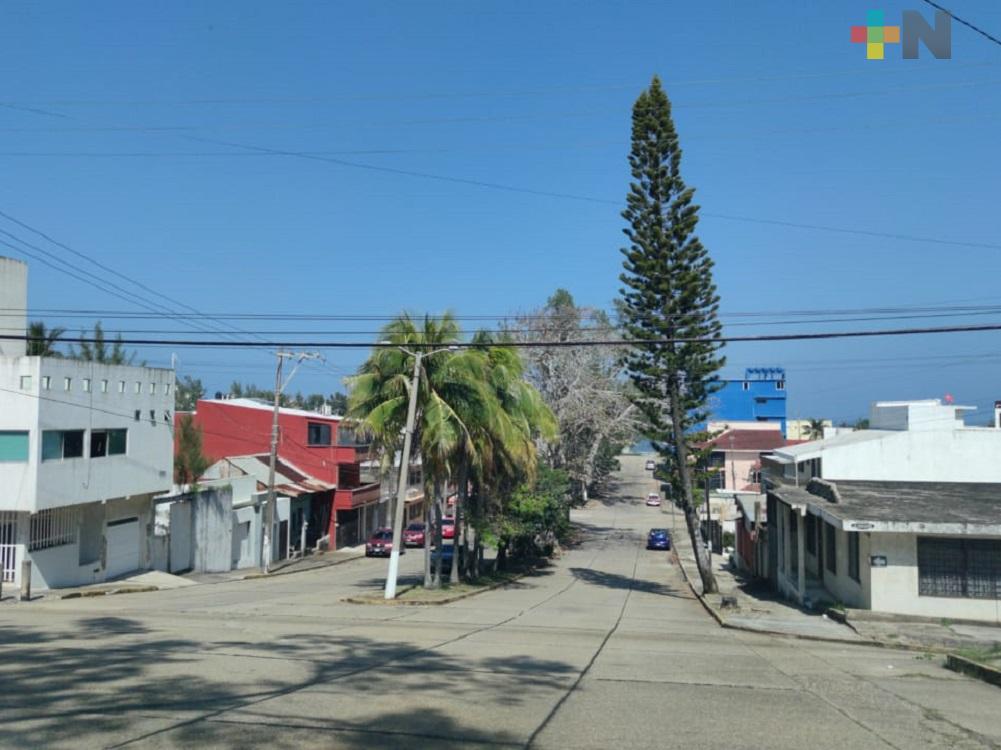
[918,537,1001,600]
[29,507,78,551]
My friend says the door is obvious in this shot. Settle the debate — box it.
[106,517,140,579]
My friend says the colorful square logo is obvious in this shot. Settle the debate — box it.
[851,9,901,59]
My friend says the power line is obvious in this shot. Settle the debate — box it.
[4,321,1001,349]
[920,0,1001,49]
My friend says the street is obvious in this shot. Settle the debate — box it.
[2,455,1000,749]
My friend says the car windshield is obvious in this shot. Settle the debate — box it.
[372,531,392,540]
[406,524,424,531]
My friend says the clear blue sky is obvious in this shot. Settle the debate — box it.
[2,1,1000,422]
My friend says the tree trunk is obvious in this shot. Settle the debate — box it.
[422,496,432,588]
[451,456,468,584]
[668,378,718,594]
[431,480,444,588]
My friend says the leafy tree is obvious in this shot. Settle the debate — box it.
[175,375,205,412]
[494,463,571,565]
[70,322,137,365]
[174,414,210,486]
[26,321,65,357]
[618,76,725,594]
[511,289,640,504]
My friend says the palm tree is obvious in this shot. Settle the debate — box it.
[348,313,491,588]
[803,418,826,440]
[71,322,136,365]
[26,321,65,357]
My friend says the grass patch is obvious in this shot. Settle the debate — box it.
[345,566,533,605]
[953,643,1001,666]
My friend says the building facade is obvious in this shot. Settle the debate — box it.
[183,398,381,549]
[1,258,174,589]
[708,367,787,436]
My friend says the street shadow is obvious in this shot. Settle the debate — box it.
[0,609,573,748]
[569,567,689,598]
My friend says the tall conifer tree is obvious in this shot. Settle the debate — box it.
[618,76,724,593]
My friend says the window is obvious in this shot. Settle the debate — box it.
[776,380,785,390]
[91,429,127,458]
[41,375,51,390]
[82,378,91,393]
[135,381,142,394]
[918,538,1001,600]
[118,380,126,394]
[308,422,332,446]
[42,430,85,460]
[101,379,108,393]
[805,514,816,555]
[149,409,156,424]
[28,507,78,551]
[64,377,72,391]
[19,375,32,391]
[149,382,156,395]
[0,431,29,462]
[848,532,860,582]
[134,409,141,422]
[825,522,837,574]
[741,381,749,391]
[164,383,171,396]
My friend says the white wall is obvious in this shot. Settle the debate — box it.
[868,533,1001,623]
[821,429,1001,482]
[0,257,27,358]
[0,357,39,506]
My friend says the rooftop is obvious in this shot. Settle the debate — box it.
[204,453,336,496]
[702,428,800,452]
[771,479,1001,535]
[200,397,344,421]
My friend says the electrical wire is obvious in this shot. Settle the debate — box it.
[920,0,1001,49]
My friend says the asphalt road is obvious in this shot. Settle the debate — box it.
[3,454,1000,749]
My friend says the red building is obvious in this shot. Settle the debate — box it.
[179,398,382,549]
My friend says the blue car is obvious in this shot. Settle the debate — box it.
[431,544,455,573]
[647,528,671,550]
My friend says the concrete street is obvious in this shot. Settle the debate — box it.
[2,455,1000,749]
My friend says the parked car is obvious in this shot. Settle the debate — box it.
[403,522,426,547]
[431,544,455,573]
[645,459,656,471]
[647,528,671,550]
[365,528,401,557]
[646,492,662,506]
[441,516,456,539]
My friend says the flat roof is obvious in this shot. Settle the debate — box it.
[771,480,1001,535]
[770,429,893,462]
[201,397,344,420]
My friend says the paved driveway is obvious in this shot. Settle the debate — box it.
[2,455,999,748]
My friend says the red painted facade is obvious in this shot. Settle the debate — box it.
[179,399,380,548]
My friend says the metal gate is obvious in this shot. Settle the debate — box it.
[0,511,18,583]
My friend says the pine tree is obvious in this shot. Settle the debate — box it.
[618,76,725,594]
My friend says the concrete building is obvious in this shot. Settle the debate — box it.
[0,257,174,589]
[769,479,1001,623]
[707,367,787,435]
[759,399,1001,622]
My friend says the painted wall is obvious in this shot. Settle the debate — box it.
[868,533,1001,623]
[190,400,358,485]
[708,375,787,435]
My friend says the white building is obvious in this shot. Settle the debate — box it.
[0,258,174,589]
[760,399,1001,623]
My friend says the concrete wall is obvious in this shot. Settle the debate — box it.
[868,533,1001,623]
[0,357,39,506]
[0,257,27,358]
[822,429,1001,483]
[192,487,233,573]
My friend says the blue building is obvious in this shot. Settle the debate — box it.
[710,367,787,435]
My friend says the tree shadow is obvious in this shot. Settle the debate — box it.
[0,610,573,748]
[569,566,689,598]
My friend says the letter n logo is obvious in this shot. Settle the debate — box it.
[902,9,952,59]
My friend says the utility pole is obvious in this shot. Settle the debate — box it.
[262,350,321,573]
[384,344,457,599]
[385,351,422,599]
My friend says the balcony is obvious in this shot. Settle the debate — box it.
[333,482,381,510]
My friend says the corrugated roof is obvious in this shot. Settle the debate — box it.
[220,454,335,496]
[770,430,894,462]
[702,429,796,452]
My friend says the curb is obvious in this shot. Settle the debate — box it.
[946,654,1001,688]
[60,585,159,600]
[343,569,532,607]
[242,552,366,580]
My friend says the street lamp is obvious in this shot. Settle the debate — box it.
[384,343,459,599]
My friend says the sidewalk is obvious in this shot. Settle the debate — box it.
[667,508,864,643]
[667,507,1001,653]
[244,545,366,578]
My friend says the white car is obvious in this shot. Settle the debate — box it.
[645,459,656,471]
[646,493,661,507]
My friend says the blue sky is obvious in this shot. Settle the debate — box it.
[2,1,1000,422]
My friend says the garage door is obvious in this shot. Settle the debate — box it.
[106,517,140,580]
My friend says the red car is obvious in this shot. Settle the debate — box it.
[403,522,426,547]
[441,516,456,540]
[365,528,401,557]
